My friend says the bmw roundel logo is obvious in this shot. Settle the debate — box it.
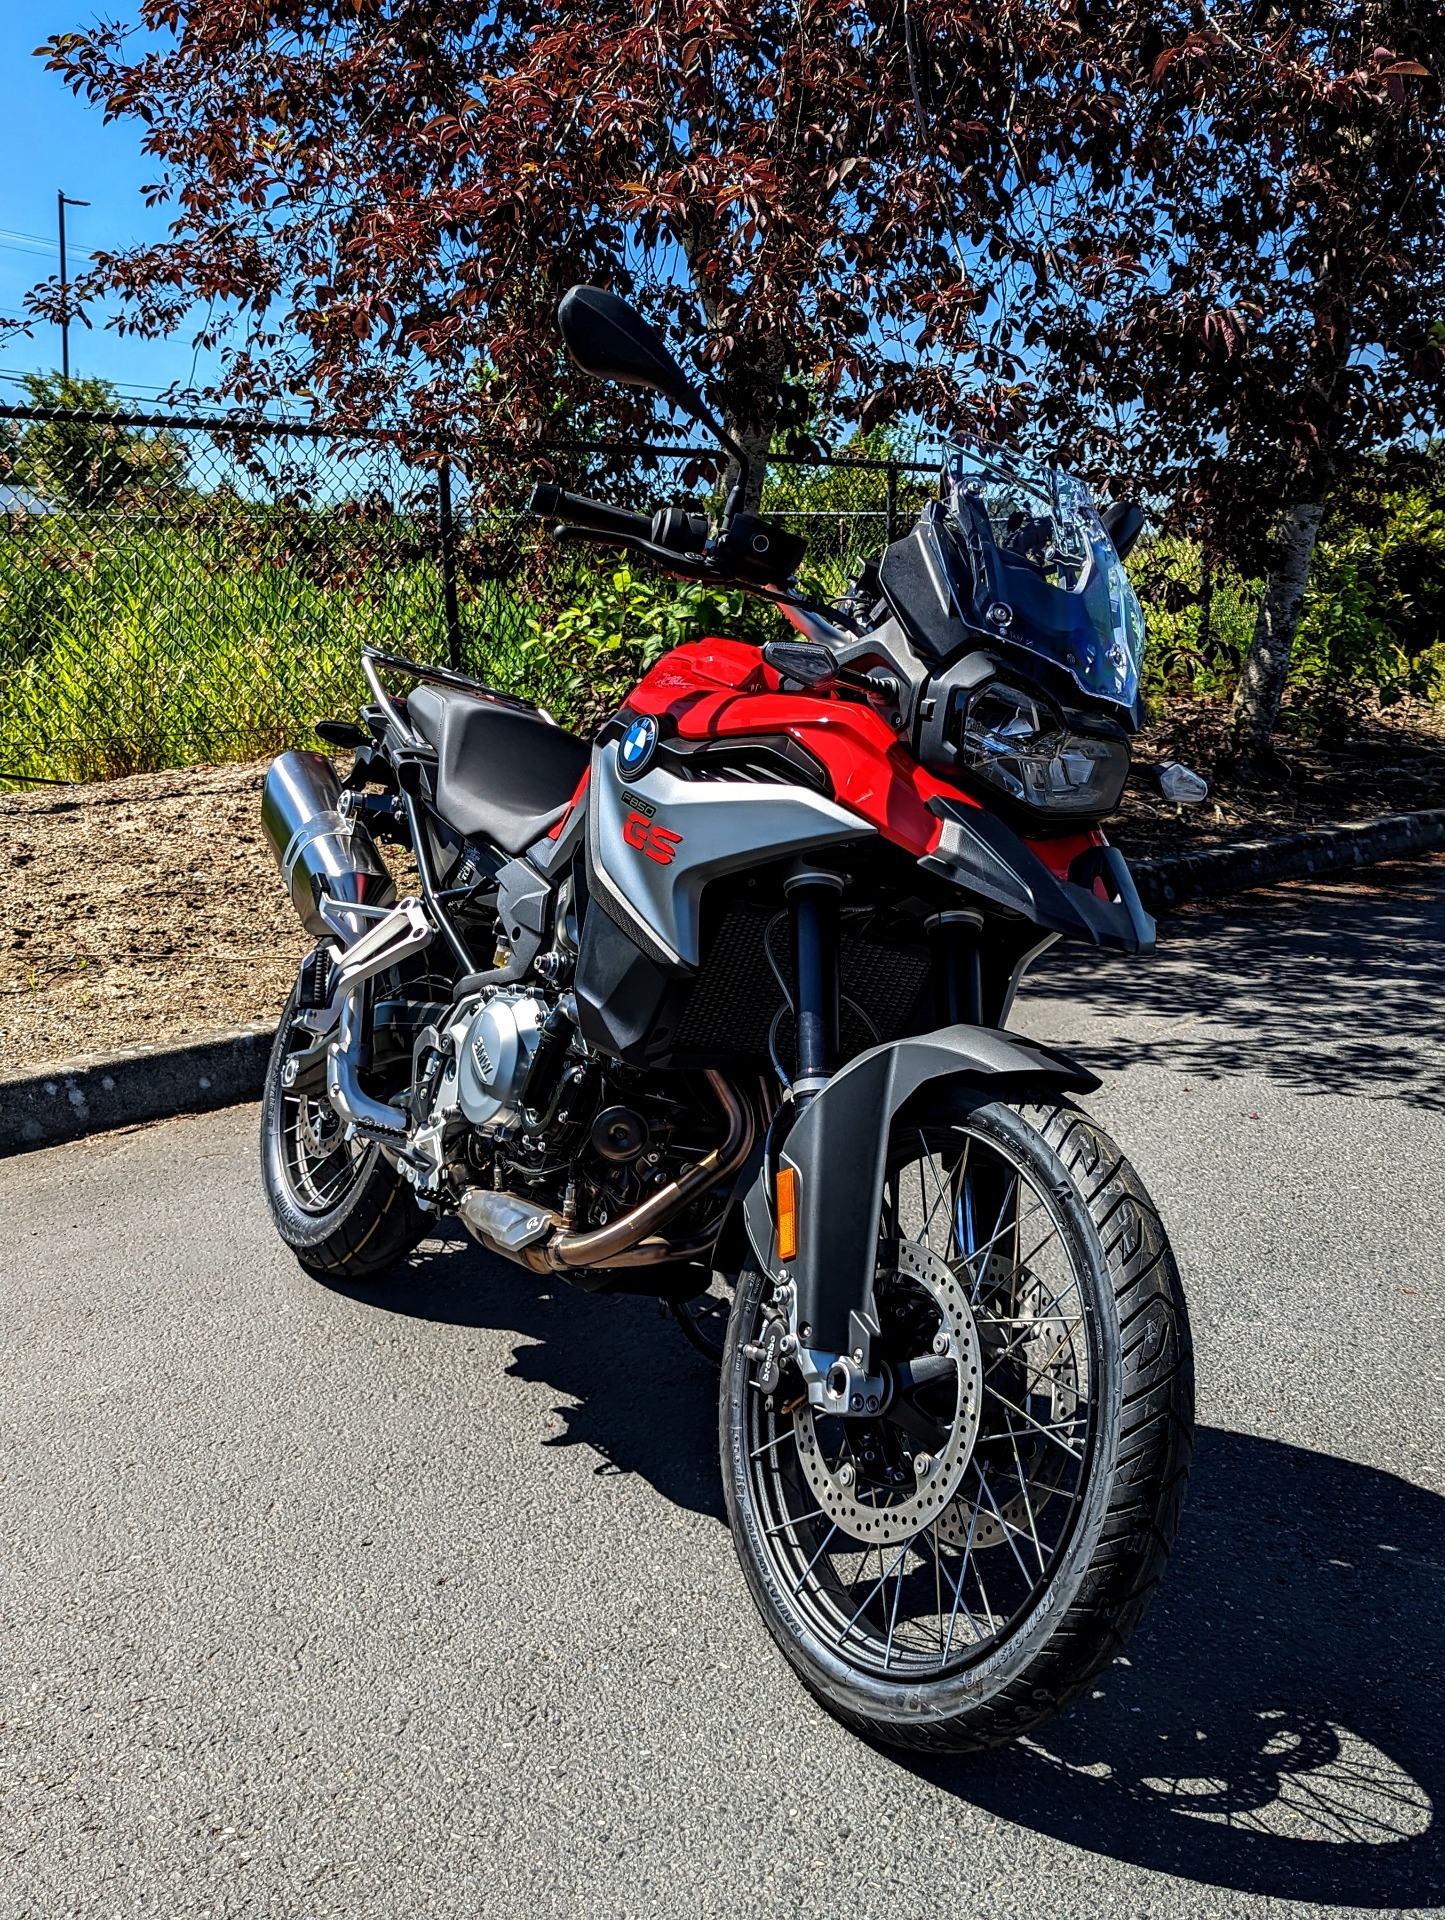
[618,714,659,777]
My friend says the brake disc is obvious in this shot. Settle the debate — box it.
[298,1094,343,1158]
[936,1269,1081,1551]
[793,1239,983,1547]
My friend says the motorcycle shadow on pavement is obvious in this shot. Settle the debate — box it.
[329,1239,1442,1910]
[329,1218,729,1523]
[906,1423,1445,1911]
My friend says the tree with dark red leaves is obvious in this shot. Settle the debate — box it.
[1022,5,1445,762]
[32,2,1112,504]
[27,4,1445,760]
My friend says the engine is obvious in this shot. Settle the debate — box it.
[454,989,548,1130]
[404,983,710,1257]
[399,987,555,1199]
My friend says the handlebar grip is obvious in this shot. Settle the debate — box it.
[528,483,652,541]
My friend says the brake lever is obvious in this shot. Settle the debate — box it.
[550,523,714,580]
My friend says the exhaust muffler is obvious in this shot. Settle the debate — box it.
[261,750,395,940]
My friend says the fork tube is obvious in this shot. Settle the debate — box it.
[786,867,844,1101]
[928,909,984,1027]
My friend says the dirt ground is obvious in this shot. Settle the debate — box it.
[1113,698,1445,855]
[4,702,1445,1073]
[0,762,306,1074]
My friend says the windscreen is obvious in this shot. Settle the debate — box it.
[941,442,1146,712]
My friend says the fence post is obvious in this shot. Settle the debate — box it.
[438,454,463,672]
[885,461,898,548]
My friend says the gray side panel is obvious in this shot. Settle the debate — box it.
[744,1024,1100,1355]
[588,740,874,968]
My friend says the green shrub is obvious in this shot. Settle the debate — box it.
[0,516,433,782]
[1292,482,1445,722]
[4,446,1440,789]
[515,562,779,729]
[762,431,933,604]
[1128,534,1260,706]
[10,374,186,509]
[0,512,781,782]
[1128,474,1445,727]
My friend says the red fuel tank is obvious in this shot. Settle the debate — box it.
[622,638,985,860]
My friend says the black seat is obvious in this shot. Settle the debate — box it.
[407,683,590,856]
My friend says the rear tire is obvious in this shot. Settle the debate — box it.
[260,979,430,1282]
[671,1270,735,1364]
[720,1095,1193,1752]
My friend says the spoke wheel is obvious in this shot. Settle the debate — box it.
[721,1095,1192,1751]
[281,1083,370,1215]
[259,967,431,1283]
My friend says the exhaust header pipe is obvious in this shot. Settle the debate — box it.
[462,1072,755,1279]
[261,750,395,940]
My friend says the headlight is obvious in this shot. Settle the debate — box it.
[951,681,1130,818]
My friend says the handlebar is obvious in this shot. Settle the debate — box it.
[528,483,652,543]
[528,479,812,600]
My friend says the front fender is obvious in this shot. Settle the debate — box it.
[742,1025,1099,1362]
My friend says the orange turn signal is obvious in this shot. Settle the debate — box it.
[776,1165,799,1263]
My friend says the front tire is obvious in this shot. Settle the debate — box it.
[720,1096,1193,1752]
[260,980,429,1282]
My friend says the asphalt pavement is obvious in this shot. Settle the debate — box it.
[2,862,1444,1920]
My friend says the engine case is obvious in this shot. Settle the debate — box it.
[455,989,548,1131]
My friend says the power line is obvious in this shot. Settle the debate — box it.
[0,228,58,255]
[0,366,246,412]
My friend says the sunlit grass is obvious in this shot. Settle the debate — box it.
[0,518,538,784]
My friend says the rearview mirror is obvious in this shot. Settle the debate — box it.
[556,286,751,519]
[558,286,707,425]
[1102,500,1146,560]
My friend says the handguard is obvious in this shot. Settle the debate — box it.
[742,1025,1100,1406]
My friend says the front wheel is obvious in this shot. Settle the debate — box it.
[720,1096,1193,1752]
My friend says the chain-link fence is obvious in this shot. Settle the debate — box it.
[0,402,940,787]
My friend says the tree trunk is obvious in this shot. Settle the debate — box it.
[676,214,779,516]
[1230,500,1325,762]
[723,417,772,515]
[719,335,784,516]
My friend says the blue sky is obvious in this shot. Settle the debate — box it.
[0,9,217,399]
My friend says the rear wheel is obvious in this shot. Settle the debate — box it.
[672,1270,735,1363]
[720,1095,1192,1751]
[260,975,429,1281]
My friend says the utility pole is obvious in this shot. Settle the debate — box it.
[57,191,90,382]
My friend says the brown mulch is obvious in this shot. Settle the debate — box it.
[0,762,306,1075]
[1110,698,1445,859]
[5,700,1445,1074]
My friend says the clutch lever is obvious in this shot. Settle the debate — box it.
[550,522,713,580]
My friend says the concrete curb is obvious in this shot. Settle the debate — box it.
[6,807,1445,1155]
[1,1022,275,1157]
[1131,807,1445,909]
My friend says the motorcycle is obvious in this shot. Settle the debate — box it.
[258,286,1194,1752]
